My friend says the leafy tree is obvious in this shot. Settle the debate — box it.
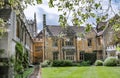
[47,0,120,32]
[0,0,120,32]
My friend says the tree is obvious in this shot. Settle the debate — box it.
[0,0,120,32]
[48,0,120,32]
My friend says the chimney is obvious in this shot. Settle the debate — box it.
[43,14,46,28]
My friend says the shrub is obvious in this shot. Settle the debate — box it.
[80,61,90,66]
[84,52,96,65]
[52,60,73,67]
[104,57,118,66]
[41,60,51,67]
[95,60,103,66]
[72,63,80,66]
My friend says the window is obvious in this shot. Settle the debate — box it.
[53,52,58,60]
[65,41,73,46]
[98,37,101,45]
[65,38,73,46]
[52,40,58,47]
[88,38,92,47]
[35,46,42,52]
[79,52,84,61]
[62,40,64,46]
[66,51,74,60]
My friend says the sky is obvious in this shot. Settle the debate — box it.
[24,0,61,33]
[24,0,120,33]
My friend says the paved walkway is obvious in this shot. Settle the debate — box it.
[29,65,42,78]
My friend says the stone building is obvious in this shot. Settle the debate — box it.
[0,5,37,78]
[33,30,44,64]
[33,14,99,63]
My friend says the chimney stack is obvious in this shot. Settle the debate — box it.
[43,14,46,28]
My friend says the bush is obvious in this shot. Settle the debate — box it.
[84,52,96,65]
[80,61,90,66]
[41,60,51,67]
[52,60,73,67]
[95,60,103,66]
[104,57,118,66]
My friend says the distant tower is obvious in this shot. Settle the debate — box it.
[34,13,37,36]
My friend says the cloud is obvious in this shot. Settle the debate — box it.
[24,1,61,32]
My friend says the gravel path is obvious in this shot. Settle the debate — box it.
[29,65,41,78]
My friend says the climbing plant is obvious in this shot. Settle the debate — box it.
[15,42,30,74]
[23,49,29,68]
[15,42,24,74]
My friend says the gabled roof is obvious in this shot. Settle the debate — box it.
[46,25,86,36]
[0,9,12,21]
[46,25,63,36]
[36,30,43,38]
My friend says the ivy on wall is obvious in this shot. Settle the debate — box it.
[15,42,30,74]
[23,49,29,68]
[15,42,24,73]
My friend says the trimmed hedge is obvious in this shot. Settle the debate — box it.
[95,60,103,66]
[104,57,118,66]
[84,52,96,65]
[52,60,73,67]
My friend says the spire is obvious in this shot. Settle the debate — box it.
[34,12,37,36]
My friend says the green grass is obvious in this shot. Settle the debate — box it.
[42,66,120,78]
[15,68,34,78]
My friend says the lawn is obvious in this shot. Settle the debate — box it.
[42,66,120,78]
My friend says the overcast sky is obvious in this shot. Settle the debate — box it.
[24,0,120,33]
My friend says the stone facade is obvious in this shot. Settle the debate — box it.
[33,31,44,64]
[42,25,98,62]
[32,15,99,63]
[34,14,120,63]
[0,6,37,78]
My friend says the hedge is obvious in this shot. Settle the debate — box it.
[52,60,73,67]
[84,52,97,65]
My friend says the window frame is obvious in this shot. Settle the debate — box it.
[87,38,92,47]
[53,52,59,60]
[79,51,84,61]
